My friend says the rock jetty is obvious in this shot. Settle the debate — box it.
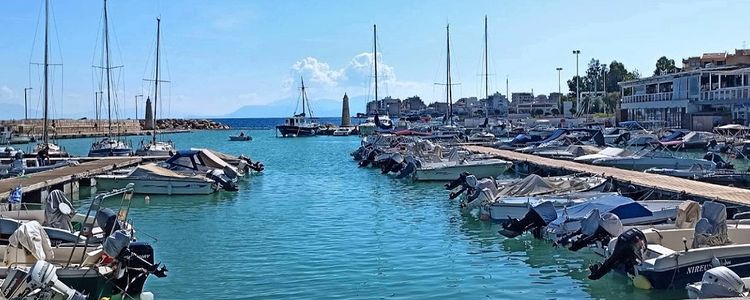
[139,119,230,130]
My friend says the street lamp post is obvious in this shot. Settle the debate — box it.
[23,87,32,120]
[556,67,562,115]
[572,50,581,114]
[135,94,143,120]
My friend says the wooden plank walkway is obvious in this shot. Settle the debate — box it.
[0,157,142,200]
[464,145,750,207]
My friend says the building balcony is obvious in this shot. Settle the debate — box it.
[699,86,750,102]
[622,92,673,104]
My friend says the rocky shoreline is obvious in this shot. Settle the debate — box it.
[139,119,230,130]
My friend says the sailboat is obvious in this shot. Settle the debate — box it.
[357,24,393,136]
[276,77,319,137]
[135,17,176,156]
[439,24,456,129]
[88,0,132,157]
[31,0,67,159]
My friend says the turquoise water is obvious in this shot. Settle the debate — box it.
[48,130,690,299]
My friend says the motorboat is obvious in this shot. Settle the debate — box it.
[587,202,750,291]
[95,163,223,195]
[680,131,718,149]
[413,158,511,181]
[333,127,355,136]
[445,173,609,220]
[164,149,246,180]
[686,266,750,298]
[574,147,634,164]
[592,145,716,171]
[497,194,681,239]
[228,132,252,141]
[534,145,602,160]
[0,152,79,177]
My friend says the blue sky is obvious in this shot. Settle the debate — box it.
[0,0,748,118]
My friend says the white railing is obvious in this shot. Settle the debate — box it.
[700,86,750,102]
[622,92,673,104]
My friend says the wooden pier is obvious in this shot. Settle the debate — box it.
[464,145,750,207]
[0,157,142,202]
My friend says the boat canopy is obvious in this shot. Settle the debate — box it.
[659,130,686,142]
[549,195,652,228]
[167,149,238,174]
[43,190,76,232]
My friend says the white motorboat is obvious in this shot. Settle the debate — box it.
[333,127,355,136]
[592,147,716,171]
[414,158,511,181]
[534,145,602,160]
[574,147,634,164]
[587,202,750,291]
[135,140,176,156]
[95,163,219,195]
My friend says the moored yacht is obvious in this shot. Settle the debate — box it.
[276,77,319,137]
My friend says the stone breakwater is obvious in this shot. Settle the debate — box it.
[140,119,230,130]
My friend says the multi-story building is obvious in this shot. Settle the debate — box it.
[485,92,509,116]
[366,96,402,116]
[511,92,558,115]
[682,50,750,71]
[400,96,426,114]
[619,63,750,130]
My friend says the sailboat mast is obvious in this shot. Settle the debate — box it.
[446,24,453,126]
[373,24,378,112]
[300,76,307,117]
[152,17,160,144]
[484,16,489,100]
[42,0,49,146]
[103,0,112,138]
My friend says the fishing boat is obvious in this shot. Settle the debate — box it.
[88,0,132,157]
[276,77,318,137]
[95,163,221,195]
[587,202,750,291]
[136,18,176,157]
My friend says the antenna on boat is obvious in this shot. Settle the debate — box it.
[373,24,378,113]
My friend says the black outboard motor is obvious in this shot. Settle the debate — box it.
[499,201,557,239]
[115,243,168,295]
[206,169,239,191]
[560,211,623,252]
[445,172,472,199]
[588,228,647,280]
[704,152,734,169]
[395,160,416,179]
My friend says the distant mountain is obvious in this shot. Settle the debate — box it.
[191,95,370,119]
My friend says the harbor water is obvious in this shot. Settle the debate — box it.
[46,118,693,299]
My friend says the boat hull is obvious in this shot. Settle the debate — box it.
[414,162,511,181]
[95,176,216,195]
[88,148,132,157]
[276,125,316,137]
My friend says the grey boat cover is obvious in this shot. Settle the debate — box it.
[581,209,623,237]
[682,131,716,144]
[6,221,54,261]
[676,200,701,229]
[531,201,558,225]
[103,230,131,258]
[43,189,76,232]
[497,174,600,197]
[189,148,240,174]
[693,201,729,248]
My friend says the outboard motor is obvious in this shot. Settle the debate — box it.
[560,211,623,252]
[445,172,472,197]
[686,266,748,299]
[499,201,557,239]
[395,157,417,179]
[588,228,647,280]
[110,240,168,295]
[206,169,239,192]
[703,152,734,169]
[1,260,86,300]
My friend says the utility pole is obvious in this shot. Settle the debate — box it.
[573,50,581,114]
[135,94,143,120]
[602,64,608,113]
[23,88,32,120]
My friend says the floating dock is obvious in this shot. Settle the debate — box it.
[0,157,143,202]
[464,145,750,207]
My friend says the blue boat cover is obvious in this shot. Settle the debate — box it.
[659,130,686,142]
[549,195,652,227]
[618,121,642,130]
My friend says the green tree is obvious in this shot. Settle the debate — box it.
[606,60,629,93]
[533,109,544,116]
[551,108,560,115]
[654,56,679,76]
[567,75,589,95]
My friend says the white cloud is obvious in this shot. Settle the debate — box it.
[287,52,421,99]
[0,86,15,101]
